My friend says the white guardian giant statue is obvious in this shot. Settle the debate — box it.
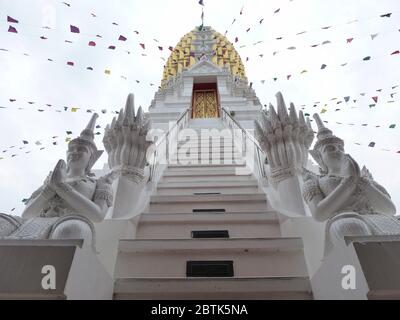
[0,114,113,248]
[302,113,400,254]
[255,92,400,255]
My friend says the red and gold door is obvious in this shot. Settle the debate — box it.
[192,89,219,118]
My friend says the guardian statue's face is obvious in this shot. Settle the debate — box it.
[67,143,91,172]
[320,142,345,171]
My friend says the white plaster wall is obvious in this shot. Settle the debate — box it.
[115,250,308,278]
[135,221,281,239]
[279,216,326,278]
[94,219,137,276]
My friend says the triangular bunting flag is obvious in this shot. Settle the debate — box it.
[7,16,19,23]
[8,25,17,33]
[70,25,80,33]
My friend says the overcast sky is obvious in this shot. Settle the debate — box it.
[0,0,399,215]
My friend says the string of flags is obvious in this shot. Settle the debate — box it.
[5,19,168,58]
[3,23,399,89]
[4,9,400,81]
[1,90,399,160]
[0,124,104,161]
[5,2,398,62]
[230,7,399,48]
[258,84,399,110]
[236,27,400,57]
[0,97,128,116]
[1,77,397,119]
[1,4,400,156]
[0,115,398,162]
[0,44,160,88]
[5,15,176,59]
[250,47,400,84]
[1,91,399,159]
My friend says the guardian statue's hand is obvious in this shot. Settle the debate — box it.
[255,92,314,184]
[49,159,67,188]
[103,93,152,170]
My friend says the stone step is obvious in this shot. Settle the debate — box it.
[114,277,313,299]
[170,155,244,162]
[185,118,226,128]
[167,163,247,169]
[174,150,242,156]
[176,141,237,147]
[155,185,259,196]
[136,212,281,239]
[160,174,256,183]
[156,176,259,195]
[149,193,267,204]
[174,149,240,156]
[138,211,279,223]
[172,155,244,162]
[114,238,308,280]
[165,163,249,172]
[166,159,246,166]
[118,237,301,253]
[146,193,269,215]
[177,140,237,148]
[147,202,268,214]
[162,167,252,176]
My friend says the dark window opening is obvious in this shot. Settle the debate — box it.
[193,192,221,195]
[192,208,226,213]
[191,230,229,238]
[186,261,234,277]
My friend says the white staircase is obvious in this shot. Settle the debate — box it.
[113,118,313,299]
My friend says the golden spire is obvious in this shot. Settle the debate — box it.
[161,26,247,88]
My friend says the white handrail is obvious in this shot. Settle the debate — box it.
[148,107,190,182]
[221,107,266,178]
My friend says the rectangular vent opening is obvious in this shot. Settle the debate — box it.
[186,261,234,277]
[192,208,226,213]
[193,192,221,195]
[191,230,229,238]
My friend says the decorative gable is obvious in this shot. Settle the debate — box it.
[186,60,224,75]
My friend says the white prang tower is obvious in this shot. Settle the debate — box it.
[102,26,312,299]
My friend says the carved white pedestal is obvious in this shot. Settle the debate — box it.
[311,235,400,299]
[0,239,114,299]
